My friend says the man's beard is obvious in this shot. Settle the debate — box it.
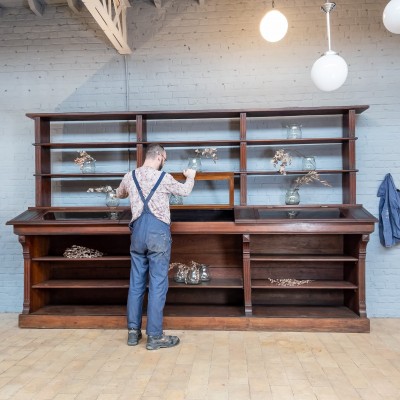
[158,163,163,171]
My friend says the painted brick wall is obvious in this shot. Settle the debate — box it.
[0,0,399,316]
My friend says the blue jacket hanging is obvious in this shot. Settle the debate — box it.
[377,173,400,247]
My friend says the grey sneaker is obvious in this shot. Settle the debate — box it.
[127,329,142,346]
[146,334,180,350]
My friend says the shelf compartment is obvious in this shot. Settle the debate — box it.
[251,280,357,289]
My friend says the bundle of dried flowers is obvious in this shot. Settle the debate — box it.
[271,149,292,175]
[268,278,314,287]
[292,171,331,191]
[194,148,218,163]
[87,185,114,193]
[63,245,103,258]
[74,151,96,170]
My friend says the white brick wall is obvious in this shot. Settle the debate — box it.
[1,0,399,316]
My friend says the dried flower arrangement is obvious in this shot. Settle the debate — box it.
[268,278,314,287]
[292,171,331,191]
[272,149,331,190]
[194,148,218,163]
[74,151,96,170]
[63,245,103,258]
[87,185,115,193]
[272,149,292,175]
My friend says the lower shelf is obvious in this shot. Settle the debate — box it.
[20,304,370,332]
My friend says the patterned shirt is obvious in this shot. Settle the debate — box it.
[116,166,195,225]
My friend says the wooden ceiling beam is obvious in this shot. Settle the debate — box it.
[82,0,131,54]
[28,0,45,16]
[67,0,83,14]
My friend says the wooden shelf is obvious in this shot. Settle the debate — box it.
[32,279,129,289]
[250,255,358,262]
[32,278,243,289]
[241,169,358,176]
[251,280,357,289]
[251,305,360,318]
[32,256,130,262]
[245,138,357,145]
[34,142,135,148]
[169,278,243,289]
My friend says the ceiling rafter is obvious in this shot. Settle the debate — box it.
[82,0,131,54]
[67,0,83,14]
[28,0,45,16]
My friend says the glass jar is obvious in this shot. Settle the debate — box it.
[285,188,300,205]
[185,265,200,285]
[169,194,183,205]
[286,124,302,139]
[199,264,211,282]
[173,265,187,283]
[105,191,120,208]
[81,159,96,174]
[302,156,316,170]
[187,157,202,171]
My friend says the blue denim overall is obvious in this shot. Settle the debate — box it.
[127,170,171,336]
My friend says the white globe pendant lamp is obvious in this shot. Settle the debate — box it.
[259,1,288,43]
[383,0,400,34]
[311,3,348,92]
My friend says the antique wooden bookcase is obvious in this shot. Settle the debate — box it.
[7,106,377,332]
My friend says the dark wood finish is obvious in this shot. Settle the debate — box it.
[8,106,377,332]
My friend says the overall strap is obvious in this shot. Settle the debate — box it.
[132,170,166,212]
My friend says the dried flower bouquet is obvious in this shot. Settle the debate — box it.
[74,151,96,170]
[194,148,218,163]
[292,170,331,190]
[87,185,115,193]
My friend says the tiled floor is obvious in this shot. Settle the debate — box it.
[0,315,400,400]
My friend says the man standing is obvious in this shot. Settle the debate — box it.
[116,144,196,350]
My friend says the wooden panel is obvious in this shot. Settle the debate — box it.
[250,234,343,255]
[250,263,343,280]
[252,289,343,306]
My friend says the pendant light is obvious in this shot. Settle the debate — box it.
[311,2,348,92]
[383,0,400,34]
[259,1,288,43]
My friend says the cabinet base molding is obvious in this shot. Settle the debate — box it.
[19,306,370,333]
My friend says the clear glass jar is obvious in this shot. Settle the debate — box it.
[199,264,211,282]
[302,156,316,170]
[81,159,96,174]
[285,188,300,205]
[169,194,183,205]
[187,157,202,171]
[286,124,302,139]
[105,191,120,208]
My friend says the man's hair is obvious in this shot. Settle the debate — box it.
[145,144,165,160]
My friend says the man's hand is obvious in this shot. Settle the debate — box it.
[183,168,196,179]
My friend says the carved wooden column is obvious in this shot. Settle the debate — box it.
[243,234,252,316]
[18,236,31,314]
[357,234,369,318]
